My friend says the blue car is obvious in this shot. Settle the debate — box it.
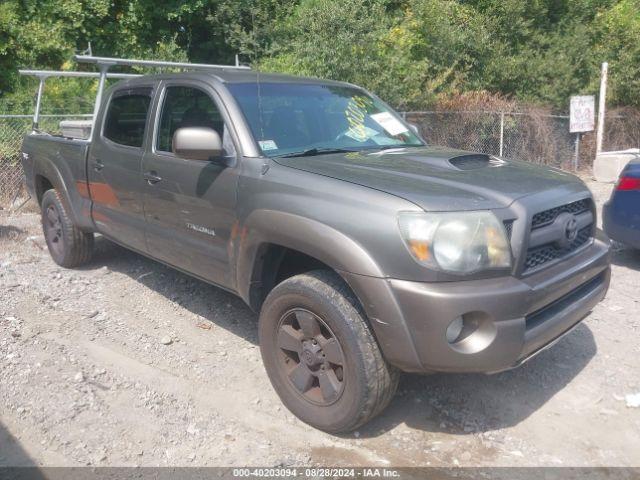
[603,158,640,249]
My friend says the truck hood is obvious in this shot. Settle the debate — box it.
[274,146,584,211]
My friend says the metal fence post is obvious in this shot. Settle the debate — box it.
[596,62,608,154]
[499,111,505,157]
[574,133,581,171]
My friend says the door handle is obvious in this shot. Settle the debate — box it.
[93,159,104,172]
[144,171,163,184]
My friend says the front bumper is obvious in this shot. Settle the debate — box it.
[343,231,611,373]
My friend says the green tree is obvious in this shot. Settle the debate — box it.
[260,0,392,87]
[2,0,640,114]
[591,0,640,106]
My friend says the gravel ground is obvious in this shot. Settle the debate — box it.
[1,179,639,467]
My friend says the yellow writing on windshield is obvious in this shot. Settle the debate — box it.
[345,95,373,142]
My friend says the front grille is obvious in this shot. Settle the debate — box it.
[524,226,591,271]
[523,198,594,274]
[531,199,590,230]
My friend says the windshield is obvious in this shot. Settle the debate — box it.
[227,82,424,157]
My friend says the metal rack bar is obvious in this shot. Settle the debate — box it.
[73,55,251,71]
[19,70,141,79]
[90,65,110,140]
[33,78,45,128]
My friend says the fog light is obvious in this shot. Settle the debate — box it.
[445,312,497,354]
[446,317,464,343]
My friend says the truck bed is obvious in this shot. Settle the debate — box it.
[21,133,94,230]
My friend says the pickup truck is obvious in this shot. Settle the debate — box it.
[21,66,611,433]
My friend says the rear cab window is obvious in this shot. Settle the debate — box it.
[103,88,152,147]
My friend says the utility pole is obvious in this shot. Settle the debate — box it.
[596,62,608,155]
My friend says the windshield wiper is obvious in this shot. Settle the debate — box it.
[277,147,357,158]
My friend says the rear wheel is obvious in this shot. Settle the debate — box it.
[259,270,399,433]
[41,189,94,268]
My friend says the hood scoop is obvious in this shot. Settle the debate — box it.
[449,154,502,170]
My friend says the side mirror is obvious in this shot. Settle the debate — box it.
[407,123,420,135]
[172,127,223,161]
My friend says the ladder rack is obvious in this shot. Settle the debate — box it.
[18,70,143,130]
[20,54,249,136]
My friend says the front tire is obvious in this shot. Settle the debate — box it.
[41,189,94,268]
[259,270,399,433]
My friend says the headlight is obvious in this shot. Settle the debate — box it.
[398,211,512,273]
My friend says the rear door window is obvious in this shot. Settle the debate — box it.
[103,88,152,147]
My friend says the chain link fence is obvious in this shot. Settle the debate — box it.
[1,109,638,207]
[404,111,580,170]
[404,110,639,172]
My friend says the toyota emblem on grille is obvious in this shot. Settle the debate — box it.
[564,215,578,242]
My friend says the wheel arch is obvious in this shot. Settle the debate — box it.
[34,173,54,205]
[32,156,93,231]
[236,210,384,312]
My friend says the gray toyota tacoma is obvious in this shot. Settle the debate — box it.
[21,63,611,433]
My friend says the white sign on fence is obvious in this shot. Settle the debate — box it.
[570,95,595,133]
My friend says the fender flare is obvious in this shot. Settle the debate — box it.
[33,155,93,230]
[236,209,384,305]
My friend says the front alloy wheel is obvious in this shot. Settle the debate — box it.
[259,270,399,433]
[277,308,346,406]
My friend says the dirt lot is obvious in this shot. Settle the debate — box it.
[1,179,639,467]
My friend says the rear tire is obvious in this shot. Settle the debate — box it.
[41,189,94,268]
[259,270,399,433]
